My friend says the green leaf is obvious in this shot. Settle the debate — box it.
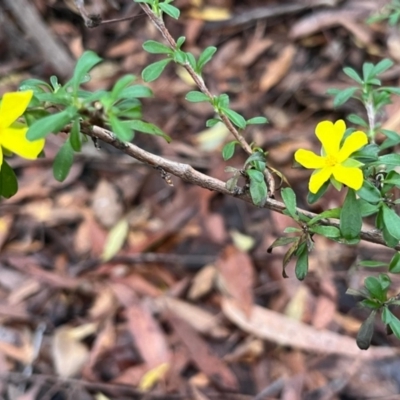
[356,180,381,203]
[111,75,136,99]
[295,242,309,280]
[142,59,171,82]
[382,204,400,241]
[347,114,368,127]
[72,51,102,94]
[186,52,197,70]
[343,67,363,84]
[222,108,246,129]
[364,276,386,302]
[309,225,341,238]
[390,317,400,339]
[50,75,61,91]
[142,40,173,54]
[389,252,400,273]
[332,87,357,107]
[206,118,221,127]
[375,153,400,166]
[359,199,379,217]
[307,180,329,204]
[244,151,266,167]
[360,299,381,309]
[53,140,74,182]
[159,3,180,19]
[372,59,393,76]
[267,236,299,253]
[378,273,391,291]
[173,49,187,64]
[222,141,237,161]
[281,187,297,220]
[307,208,341,225]
[356,310,376,350]
[0,161,18,198]
[362,62,375,82]
[340,189,362,241]
[19,78,52,93]
[197,46,217,72]
[246,169,264,183]
[126,120,171,142]
[26,106,78,140]
[110,115,133,141]
[185,91,210,103]
[382,87,400,95]
[69,118,82,152]
[119,85,153,99]
[380,129,400,150]
[246,170,267,206]
[358,260,388,268]
[101,219,129,261]
[176,36,186,49]
[246,116,268,125]
[214,93,229,109]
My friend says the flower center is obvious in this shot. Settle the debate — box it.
[325,154,338,167]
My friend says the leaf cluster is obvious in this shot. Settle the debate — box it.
[20,51,168,183]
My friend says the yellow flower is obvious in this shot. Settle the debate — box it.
[0,90,44,168]
[295,120,368,194]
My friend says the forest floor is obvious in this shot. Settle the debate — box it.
[1,0,400,399]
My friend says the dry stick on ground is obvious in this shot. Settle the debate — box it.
[4,0,75,77]
[84,125,397,251]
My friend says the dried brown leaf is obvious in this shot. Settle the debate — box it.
[157,296,229,339]
[260,45,295,92]
[52,323,97,377]
[92,180,124,229]
[187,264,216,301]
[216,245,254,318]
[167,313,238,391]
[222,298,398,359]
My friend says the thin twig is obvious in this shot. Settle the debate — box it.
[138,3,253,156]
[84,125,397,251]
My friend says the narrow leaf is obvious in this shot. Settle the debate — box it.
[281,187,297,220]
[53,141,74,182]
[142,59,171,82]
[72,51,102,93]
[0,161,18,198]
[27,106,78,140]
[340,189,362,241]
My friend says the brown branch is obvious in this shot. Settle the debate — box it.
[85,125,396,251]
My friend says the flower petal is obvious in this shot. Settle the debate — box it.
[294,149,325,169]
[332,164,364,190]
[309,167,333,194]
[0,91,33,129]
[315,119,345,156]
[0,126,44,160]
[0,146,3,169]
[338,131,368,162]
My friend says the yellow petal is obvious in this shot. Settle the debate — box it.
[0,91,33,129]
[332,164,363,190]
[315,120,345,156]
[309,167,333,194]
[294,149,325,169]
[0,126,44,160]
[338,131,368,162]
[0,146,3,168]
